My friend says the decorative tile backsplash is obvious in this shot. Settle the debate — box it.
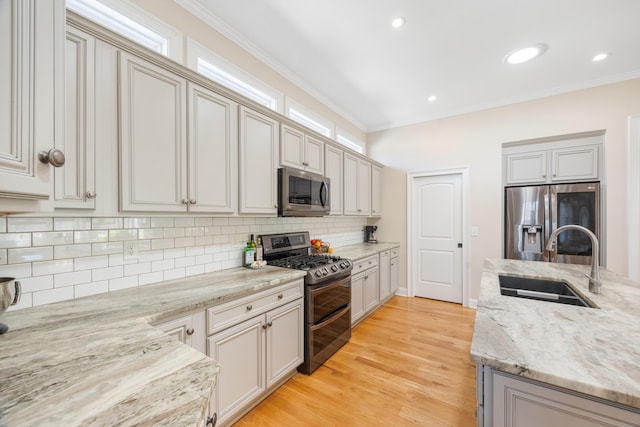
[0,215,367,310]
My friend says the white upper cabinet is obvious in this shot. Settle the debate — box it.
[344,153,371,216]
[280,124,324,174]
[119,52,237,213]
[56,25,97,209]
[187,82,238,214]
[119,51,188,212]
[371,165,382,217]
[0,0,65,211]
[239,106,280,215]
[324,144,343,215]
[503,133,603,186]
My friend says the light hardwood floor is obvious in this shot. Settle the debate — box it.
[233,296,477,427]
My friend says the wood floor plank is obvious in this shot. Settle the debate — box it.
[233,296,477,426]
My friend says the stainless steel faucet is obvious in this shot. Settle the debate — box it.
[545,224,602,294]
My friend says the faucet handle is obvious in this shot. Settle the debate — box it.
[584,274,602,294]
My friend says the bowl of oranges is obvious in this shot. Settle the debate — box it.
[310,239,333,254]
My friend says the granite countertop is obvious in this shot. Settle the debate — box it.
[471,258,640,409]
[333,242,400,261]
[0,266,306,427]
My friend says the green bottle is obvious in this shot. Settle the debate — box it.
[244,234,256,267]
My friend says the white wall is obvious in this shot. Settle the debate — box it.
[368,78,640,300]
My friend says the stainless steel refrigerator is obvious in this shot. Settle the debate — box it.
[504,182,600,265]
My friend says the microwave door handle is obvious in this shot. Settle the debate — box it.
[320,181,328,207]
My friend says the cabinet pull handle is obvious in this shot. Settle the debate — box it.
[86,190,96,199]
[206,413,217,426]
[38,148,65,167]
[190,199,196,204]
[186,328,194,336]
[262,322,273,330]
[246,305,253,311]
[277,294,283,300]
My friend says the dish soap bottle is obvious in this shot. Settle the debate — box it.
[244,235,256,267]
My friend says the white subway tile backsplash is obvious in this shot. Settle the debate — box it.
[19,275,54,293]
[54,217,91,231]
[0,215,367,310]
[55,270,92,287]
[75,255,109,271]
[109,276,138,292]
[32,259,73,276]
[33,287,74,307]
[92,217,123,229]
[8,217,53,232]
[54,244,92,260]
[92,265,123,281]
[32,231,73,246]
[75,280,109,298]
[0,233,32,248]
[8,247,53,264]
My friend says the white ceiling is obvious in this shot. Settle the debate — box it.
[180,0,640,132]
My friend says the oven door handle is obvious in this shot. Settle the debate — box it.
[309,275,351,295]
[311,304,350,332]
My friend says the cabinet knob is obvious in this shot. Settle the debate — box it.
[262,321,273,329]
[38,148,65,167]
[274,204,278,209]
[206,413,217,426]
[181,198,189,204]
[277,294,283,300]
[86,191,96,199]
[246,305,253,311]
[189,199,196,204]
[186,328,195,336]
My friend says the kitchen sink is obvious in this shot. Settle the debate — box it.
[499,275,596,308]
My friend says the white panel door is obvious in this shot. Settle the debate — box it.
[187,83,237,213]
[412,174,462,303]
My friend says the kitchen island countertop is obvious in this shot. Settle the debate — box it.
[471,258,640,409]
[0,266,306,427]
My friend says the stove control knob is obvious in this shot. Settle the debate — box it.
[331,265,338,272]
[315,270,323,278]
[322,267,329,276]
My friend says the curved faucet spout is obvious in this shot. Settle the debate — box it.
[545,225,601,294]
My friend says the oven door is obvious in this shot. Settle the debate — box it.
[278,167,330,217]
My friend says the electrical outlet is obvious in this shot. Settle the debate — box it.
[124,241,139,260]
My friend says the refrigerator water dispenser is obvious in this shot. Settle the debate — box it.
[522,225,542,253]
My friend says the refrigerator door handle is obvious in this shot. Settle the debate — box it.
[544,189,551,262]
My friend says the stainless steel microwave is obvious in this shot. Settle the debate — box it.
[278,167,330,217]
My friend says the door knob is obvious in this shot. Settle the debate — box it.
[38,148,65,167]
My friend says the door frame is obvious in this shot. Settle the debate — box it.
[406,167,470,306]
[629,114,640,281]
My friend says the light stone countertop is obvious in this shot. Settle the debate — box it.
[471,258,640,409]
[0,266,306,427]
[332,242,400,261]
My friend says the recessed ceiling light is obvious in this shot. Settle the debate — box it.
[504,44,547,65]
[592,53,609,62]
[428,95,437,102]
[391,16,406,28]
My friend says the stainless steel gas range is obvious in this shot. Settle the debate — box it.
[261,231,353,374]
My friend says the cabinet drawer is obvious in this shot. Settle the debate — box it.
[351,255,378,275]
[391,248,399,259]
[207,279,303,335]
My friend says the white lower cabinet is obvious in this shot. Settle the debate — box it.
[390,250,400,294]
[478,365,640,427]
[207,281,304,426]
[351,254,379,325]
[379,250,391,302]
[153,311,207,355]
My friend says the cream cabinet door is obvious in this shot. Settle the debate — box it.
[390,255,400,294]
[56,25,96,209]
[208,315,266,425]
[154,311,206,355]
[357,158,372,216]
[343,153,359,215]
[0,0,64,206]
[371,164,382,217]
[187,83,237,213]
[351,272,366,324]
[363,267,379,313]
[505,151,548,185]
[280,124,305,170]
[379,250,391,301]
[119,52,188,212]
[265,299,303,388]
[551,145,599,182]
[239,106,279,215]
[303,135,324,174]
[325,144,343,215]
